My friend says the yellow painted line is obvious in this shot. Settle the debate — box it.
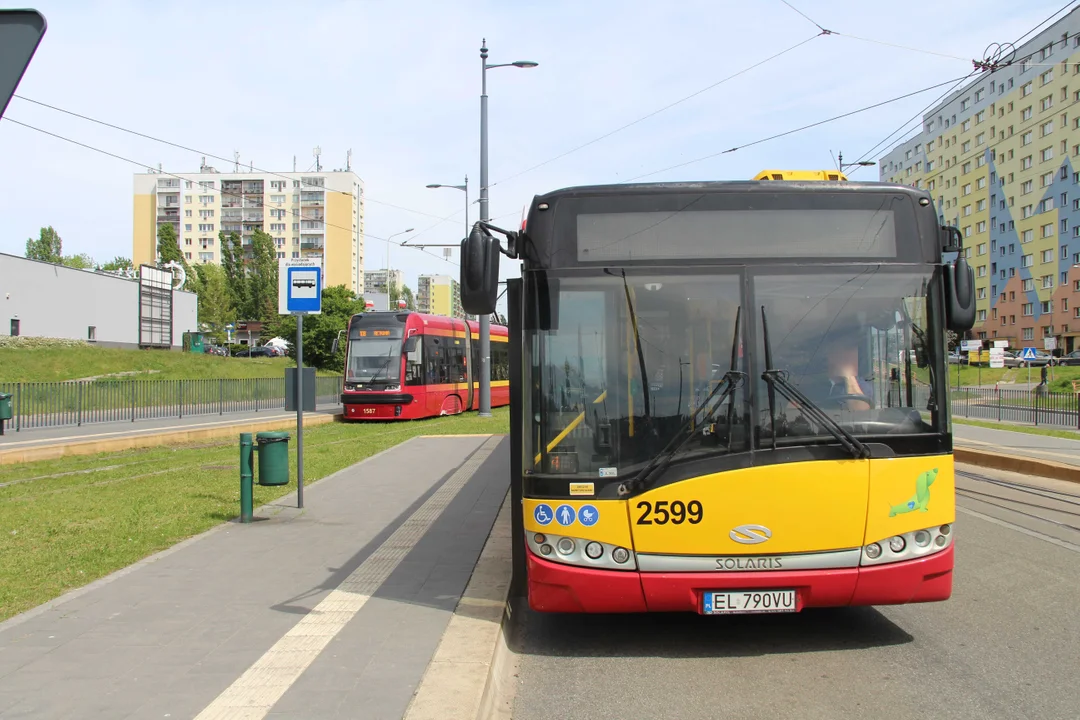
[193,436,501,720]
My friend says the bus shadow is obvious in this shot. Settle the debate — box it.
[512,603,914,658]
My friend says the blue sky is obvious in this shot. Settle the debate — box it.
[0,0,1067,307]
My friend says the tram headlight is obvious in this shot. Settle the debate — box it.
[935,535,947,547]
[540,544,553,556]
[534,533,546,544]
[914,530,931,547]
[889,536,906,553]
[585,542,604,559]
[865,543,882,559]
[612,547,631,564]
[556,537,576,555]
[939,523,951,536]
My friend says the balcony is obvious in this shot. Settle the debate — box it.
[301,241,324,251]
[243,210,264,222]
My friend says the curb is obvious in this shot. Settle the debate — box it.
[0,412,343,465]
[955,446,1080,484]
[404,492,515,720]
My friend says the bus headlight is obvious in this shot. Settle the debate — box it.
[862,524,953,566]
[526,531,636,570]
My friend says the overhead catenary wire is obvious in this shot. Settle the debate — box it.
[485,31,826,190]
[778,0,828,33]
[847,0,1080,175]
[9,93,456,225]
[845,70,981,174]
[0,116,458,267]
[621,73,974,182]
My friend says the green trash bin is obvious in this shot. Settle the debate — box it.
[0,392,11,436]
[255,431,290,486]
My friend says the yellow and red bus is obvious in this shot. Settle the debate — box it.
[339,311,509,420]
[460,171,975,615]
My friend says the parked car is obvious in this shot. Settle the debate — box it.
[948,350,967,365]
[233,346,275,358]
[1055,349,1080,366]
[1003,349,1055,367]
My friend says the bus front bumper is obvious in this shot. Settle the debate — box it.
[525,544,954,613]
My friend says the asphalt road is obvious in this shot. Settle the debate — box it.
[509,465,1080,720]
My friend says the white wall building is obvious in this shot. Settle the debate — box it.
[0,254,198,349]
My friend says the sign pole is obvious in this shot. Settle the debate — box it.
[296,312,304,509]
[279,256,321,511]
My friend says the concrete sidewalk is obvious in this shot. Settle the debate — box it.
[0,434,509,719]
[0,405,343,449]
[953,422,1080,467]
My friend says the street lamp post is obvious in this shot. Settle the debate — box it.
[478,38,538,417]
[837,151,876,172]
[426,176,469,242]
[385,228,414,306]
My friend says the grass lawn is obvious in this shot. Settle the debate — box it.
[0,345,337,383]
[943,362,1080,391]
[0,408,509,623]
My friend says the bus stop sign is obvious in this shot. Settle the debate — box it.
[0,10,46,120]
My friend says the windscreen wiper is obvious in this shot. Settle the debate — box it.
[759,306,871,460]
[605,268,654,434]
[618,308,744,497]
[367,347,396,385]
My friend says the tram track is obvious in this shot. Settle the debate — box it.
[955,469,1080,536]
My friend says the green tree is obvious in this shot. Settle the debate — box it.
[156,223,184,265]
[191,263,236,334]
[98,256,133,275]
[218,230,247,314]
[399,284,416,311]
[247,229,279,322]
[264,285,365,371]
[61,253,96,269]
[25,226,63,263]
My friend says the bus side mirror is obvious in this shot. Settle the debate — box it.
[403,336,418,354]
[944,255,976,332]
[460,225,500,315]
[331,337,340,356]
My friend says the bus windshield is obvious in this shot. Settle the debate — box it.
[525,267,943,478]
[347,338,402,383]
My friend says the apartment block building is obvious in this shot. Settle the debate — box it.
[133,162,366,295]
[416,274,466,319]
[363,268,403,297]
[879,8,1080,352]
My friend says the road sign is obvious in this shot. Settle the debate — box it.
[278,258,322,315]
[1044,337,1057,351]
[1020,347,1038,360]
[533,504,553,526]
[555,504,576,526]
[578,504,599,527]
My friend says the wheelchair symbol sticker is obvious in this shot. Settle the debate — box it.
[534,504,553,526]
